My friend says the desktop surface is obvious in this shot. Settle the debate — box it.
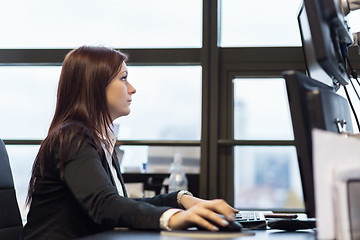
[78,228,316,240]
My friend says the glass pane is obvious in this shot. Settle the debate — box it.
[0,0,202,48]
[120,146,200,173]
[114,66,202,140]
[0,66,201,140]
[7,145,40,221]
[0,66,60,139]
[234,78,293,140]
[220,0,303,47]
[234,146,304,210]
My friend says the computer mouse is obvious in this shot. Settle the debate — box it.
[218,219,243,232]
[197,214,243,232]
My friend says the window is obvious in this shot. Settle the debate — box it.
[220,0,303,47]
[234,146,303,209]
[115,66,202,140]
[233,78,293,140]
[2,65,201,219]
[0,0,202,48]
[1,0,323,221]
[7,145,39,220]
[120,146,200,173]
[114,66,202,169]
[0,66,59,139]
[232,78,298,209]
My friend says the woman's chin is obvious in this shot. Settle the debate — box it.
[119,110,131,118]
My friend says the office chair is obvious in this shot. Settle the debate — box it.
[0,139,23,240]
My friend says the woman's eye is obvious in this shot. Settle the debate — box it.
[120,76,127,82]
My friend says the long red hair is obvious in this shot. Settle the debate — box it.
[26,46,128,204]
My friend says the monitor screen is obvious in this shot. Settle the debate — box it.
[298,0,353,88]
[283,70,353,218]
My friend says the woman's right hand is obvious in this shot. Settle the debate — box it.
[168,199,237,231]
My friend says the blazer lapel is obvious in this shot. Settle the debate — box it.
[100,149,117,187]
[112,151,128,197]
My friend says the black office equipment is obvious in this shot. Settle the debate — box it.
[267,218,316,231]
[298,0,353,88]
[283,70,353,218]
[293,0,357,219]
[0,139,23,240]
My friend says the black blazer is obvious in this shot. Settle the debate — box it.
[20,131,180,240]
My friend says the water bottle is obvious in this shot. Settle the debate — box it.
[168,153,188,193]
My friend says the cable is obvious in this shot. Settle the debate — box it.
[345,56,360,102]
[346,55,359,80]
[347,79,360,132]
[349,78,360,102]
[356,77,360,87]
[343,55,360,132]
[346,55,360,87]
[343,84,360,131]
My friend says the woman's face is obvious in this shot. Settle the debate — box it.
[106,62,136,121]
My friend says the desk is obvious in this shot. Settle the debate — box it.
[79,229,316,240]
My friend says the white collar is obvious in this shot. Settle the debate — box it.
[100,125,117,155]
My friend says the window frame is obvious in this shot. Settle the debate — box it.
[3,0,360,211]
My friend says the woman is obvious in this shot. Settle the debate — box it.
[20,46,237,239]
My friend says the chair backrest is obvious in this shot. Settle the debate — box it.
[0,139,23,240]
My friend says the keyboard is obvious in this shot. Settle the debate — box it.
[235,211,270,229]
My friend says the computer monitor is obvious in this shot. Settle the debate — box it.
[298,0,353,88]
[283,70,353,218]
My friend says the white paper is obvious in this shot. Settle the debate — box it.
[312,128,360,239]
